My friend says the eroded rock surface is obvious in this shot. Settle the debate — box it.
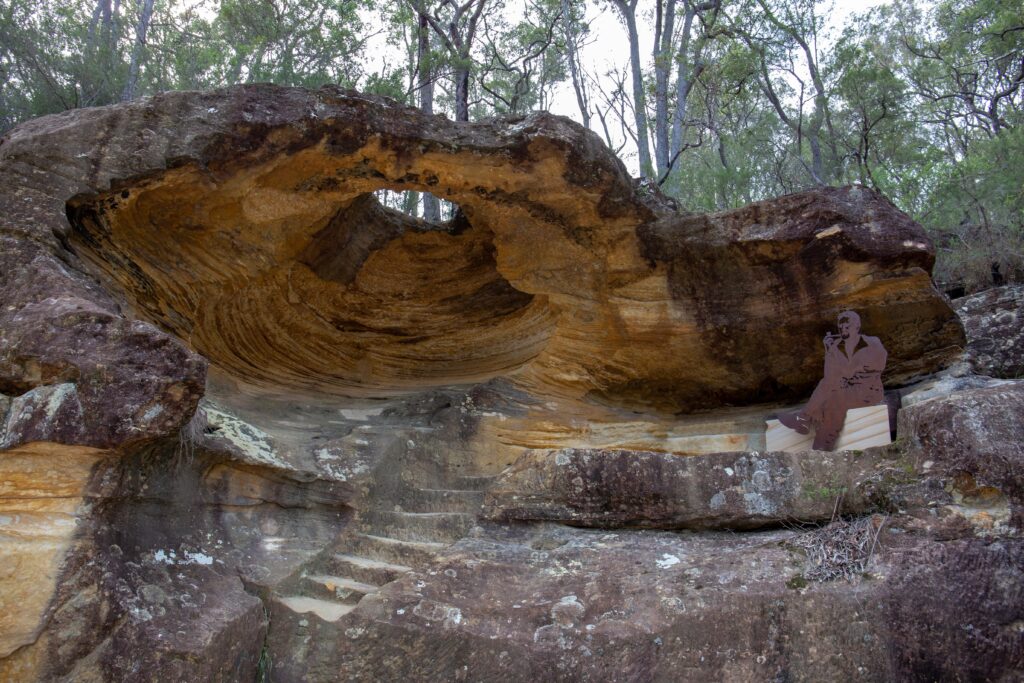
[956,283,1024,378]
[898,381,1024,529]
[2,84,1012,681]
[482,447,902,529]
[270,523,1024,682]
[0,84,959,414]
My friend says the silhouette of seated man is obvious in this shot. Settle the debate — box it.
[778,310,887,450]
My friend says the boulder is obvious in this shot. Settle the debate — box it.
[897,381,1024,529]
[1,84,960,415]
[0,84,992,681]
[956,284,1024,378]
[0,242,206,451]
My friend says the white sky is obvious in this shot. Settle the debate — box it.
[540,0,892,174]
[359,0,893,175]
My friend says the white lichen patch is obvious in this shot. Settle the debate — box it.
[314,446,371,482]
[1,382,83,446]
[202,403,287,469]
[411,600,463,628]
[141,404,164,424]
[656,554,681,569]
[153,548,218,566]
[743,492,776,516]
[183,551,214,565]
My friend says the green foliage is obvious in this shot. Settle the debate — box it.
[927,125,1024,290]
[0,0,372,129]
[656,0,1022,291]
[478,0,568,115]
[215,0,369,88]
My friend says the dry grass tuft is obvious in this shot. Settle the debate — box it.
[175,408,207,467]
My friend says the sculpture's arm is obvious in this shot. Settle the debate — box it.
[859,335,887,373]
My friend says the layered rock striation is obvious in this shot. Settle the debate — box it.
[1,84,960,414]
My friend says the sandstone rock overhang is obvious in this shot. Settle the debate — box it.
[1,83,963,424]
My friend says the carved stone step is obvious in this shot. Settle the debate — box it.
[276,595,355,623]
[300,574,378,603]
[445,473,498,490]
[326,553,413,585]
[389,488,486,514]
[359,510,476,543]
[346,532,447,566]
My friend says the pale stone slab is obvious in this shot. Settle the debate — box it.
[765,404,891,452]
[277,596,354,622]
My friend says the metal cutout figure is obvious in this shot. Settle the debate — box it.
[778,311,887,450]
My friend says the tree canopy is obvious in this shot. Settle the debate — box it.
[1,0,1020,292]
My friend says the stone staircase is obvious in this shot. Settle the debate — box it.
[272,476,495,623]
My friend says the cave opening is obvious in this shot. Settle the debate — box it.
[373,189,460,224]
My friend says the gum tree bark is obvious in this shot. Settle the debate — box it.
[610,0,654,178]
[122,0,155,101]
[416,0,440,220]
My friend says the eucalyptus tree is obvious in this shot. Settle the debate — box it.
[478,0,565,114]
[733,0,838,186]
[215,0,370,87]
[831,17,912,190]
[606,0,654,177]
[895,0,1024,289]
[560,0,591,127]
[122,0,155,100]
[652,0,725,180]
[405,0,493,122]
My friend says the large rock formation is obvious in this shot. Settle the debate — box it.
[2,84,1018,681]
[955,283,1024,378]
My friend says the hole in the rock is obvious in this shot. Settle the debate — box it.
[374,189,459,224]
[64,164,556,398]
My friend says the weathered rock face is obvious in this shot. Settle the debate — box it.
[956,283,1024,378]
[0,84,959,415]
[270,523,1024,682]
[2,83,1012,682]
[898,382,1024,530]
[482,447,904,529]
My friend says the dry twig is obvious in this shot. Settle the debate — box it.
[793,514,887,582]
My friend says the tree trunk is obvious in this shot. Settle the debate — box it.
[561,0,590,128]
[614,0,654,178]
[86,0,107,49]
[417,3,440,221]
[808,132,825,185]
[670,4,699,158]
[417,5,433,114]
[122,0,154,101]
[653,0,676,176]
[454,65,470,121]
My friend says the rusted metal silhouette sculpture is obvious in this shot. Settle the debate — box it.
[777,311,887,450]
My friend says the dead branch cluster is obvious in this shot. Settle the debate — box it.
[792,514,887,582]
